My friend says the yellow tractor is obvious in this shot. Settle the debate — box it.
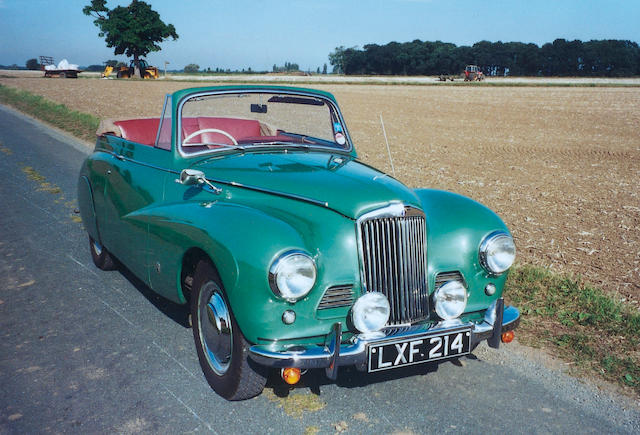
[102,59,159,79]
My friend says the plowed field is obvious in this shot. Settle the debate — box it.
[2,74,639,305]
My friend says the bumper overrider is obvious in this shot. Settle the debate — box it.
[249,298,519,379]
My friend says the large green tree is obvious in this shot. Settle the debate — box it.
[83,0,178,74]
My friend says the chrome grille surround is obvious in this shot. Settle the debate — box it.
[356,203,428,325]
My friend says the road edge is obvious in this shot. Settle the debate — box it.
[0,103,92,156]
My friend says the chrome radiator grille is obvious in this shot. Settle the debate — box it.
[358,205,428,324]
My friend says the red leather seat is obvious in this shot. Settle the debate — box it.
[182,117,261,145]
[111,117,263,148]
[114,119,160,146]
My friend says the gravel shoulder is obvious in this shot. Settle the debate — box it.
[475,340,639,432]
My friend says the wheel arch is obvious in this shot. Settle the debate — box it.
[180,247,219,304]
[77,175,101,243]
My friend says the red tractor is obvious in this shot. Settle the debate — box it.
[464,65,484,81]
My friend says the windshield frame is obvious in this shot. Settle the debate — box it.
[176,88,354,158]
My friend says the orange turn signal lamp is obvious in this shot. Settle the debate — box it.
[501,330,515,343]
[281,367,301,385]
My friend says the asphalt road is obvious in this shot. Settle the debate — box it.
[0,105,637,434]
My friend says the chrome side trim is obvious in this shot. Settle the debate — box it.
[226,180,331,210]
[109,147,347,214]
[104,150,176,173]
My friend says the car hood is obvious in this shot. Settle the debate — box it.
[191,151,422,219]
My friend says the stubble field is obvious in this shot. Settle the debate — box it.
[1,74,639,306]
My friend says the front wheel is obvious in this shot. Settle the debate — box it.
[191,260,267,400]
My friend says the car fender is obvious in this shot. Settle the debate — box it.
[77,175,100,242]
[138,193,363,342]
[414,188,512,312]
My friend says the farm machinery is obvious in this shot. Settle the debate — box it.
[437,65,485,82]
[102,59,159,79]
[40,56,81,78]
[464,65,484,81]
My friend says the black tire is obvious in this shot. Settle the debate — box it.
[89,236,116,271]
[191,260,267,400]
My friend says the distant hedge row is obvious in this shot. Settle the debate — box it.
[329,39,640,77]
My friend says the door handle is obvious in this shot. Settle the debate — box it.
[116,154,125,161]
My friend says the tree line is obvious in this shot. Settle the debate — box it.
[329,39,640,77]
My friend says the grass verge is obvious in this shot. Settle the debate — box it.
[505,264,640,395]
[0,84,99,142]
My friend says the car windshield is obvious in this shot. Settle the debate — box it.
[179,90,351,155]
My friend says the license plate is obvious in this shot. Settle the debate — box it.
[368,329,471,372]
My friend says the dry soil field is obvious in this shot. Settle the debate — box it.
[1,74,639,307]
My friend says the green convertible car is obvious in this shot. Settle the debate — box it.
[78,85,519,400]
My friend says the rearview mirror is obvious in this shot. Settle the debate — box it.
[251,103,267,113]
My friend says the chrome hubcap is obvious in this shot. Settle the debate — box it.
[198,283,232,375]
[92,239,103,256]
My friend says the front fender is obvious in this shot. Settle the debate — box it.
[140,198,359,344]
[141,200,304,299]
[414,189,512,312]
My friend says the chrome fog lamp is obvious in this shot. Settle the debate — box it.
[351,292,390,333]
[269,251,316,302]
[434,281,468,321]
[479,231,516,275]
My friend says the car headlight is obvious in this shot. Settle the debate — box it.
[351,292,390,333]
[268,251,316,302]
[433,281,468,320]
[479,231,516,275]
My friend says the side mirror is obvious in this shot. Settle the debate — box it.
[177,169,222,194]
[179,169,206,186]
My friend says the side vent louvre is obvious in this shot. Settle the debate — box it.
[318,285,354,309]
[434,271,466,289]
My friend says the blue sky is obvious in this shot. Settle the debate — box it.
[1,0,639,70]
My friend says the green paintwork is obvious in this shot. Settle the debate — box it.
[78,85,515,347]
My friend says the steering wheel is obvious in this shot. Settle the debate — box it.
[182,128,238,146]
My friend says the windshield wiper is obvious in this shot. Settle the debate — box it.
[245,141,309,149]
[182,142,246,151]
[279,132,336,147]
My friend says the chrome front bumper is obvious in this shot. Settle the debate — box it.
[249,298,519,379]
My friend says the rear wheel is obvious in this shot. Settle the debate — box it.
[191,260,267,400]
[89,236,115,271]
